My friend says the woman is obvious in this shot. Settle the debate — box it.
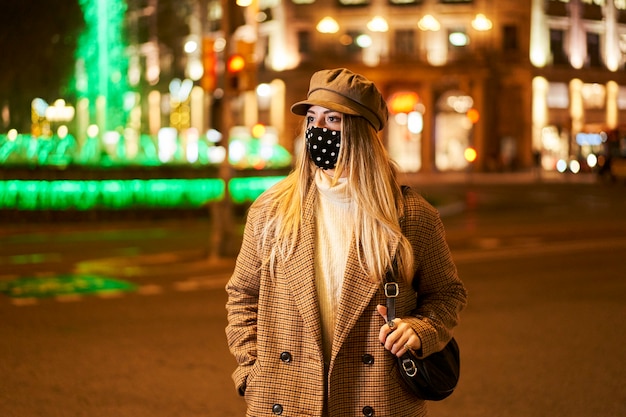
[226,68,467,416]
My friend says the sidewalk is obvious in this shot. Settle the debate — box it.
[73,171,598,278]
[399,170,597,185]
[74,248,238,282]
[0,170,599,285]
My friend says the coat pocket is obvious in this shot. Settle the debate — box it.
[242,360,262,400]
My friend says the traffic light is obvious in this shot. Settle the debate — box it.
[251,123,266,138]
[227,54,246,73]
[226,41,257,92]
[201,37,217,92]
[226,53,245,91]
[467,108,480,124]
[464,147,477,163]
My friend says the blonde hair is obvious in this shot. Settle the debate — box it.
[256,114,414,283]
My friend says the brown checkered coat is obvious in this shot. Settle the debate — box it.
[226,183,467,417]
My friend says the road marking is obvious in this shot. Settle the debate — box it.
[56,294,82,303]
[0,274,20,280]
[97,291,125,299]
[173,280,201,291]
[0,253,62,266]
[168,276,230,292]
[137,284,163,295]
[2,277,229,306]
[11,297,38,306]
[186,275,230,290]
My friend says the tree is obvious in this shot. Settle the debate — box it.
[0,0,84,133]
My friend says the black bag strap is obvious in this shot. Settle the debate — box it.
[385,266,419,377]
[385,185,409,322]
[384,269,398,322]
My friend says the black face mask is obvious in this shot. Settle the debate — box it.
[305,126,341,170]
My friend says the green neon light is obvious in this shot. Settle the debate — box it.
[0,275,136,298]
[0,179,225,210]
[0,177,287,210]
[73,0,129,130]
[228,176,285,204]
[0,133,292,170]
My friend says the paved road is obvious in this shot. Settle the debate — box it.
[2,174,625,417]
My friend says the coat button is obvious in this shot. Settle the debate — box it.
[279,351,292,363]
[361,354,374,365]
[362,405,374,416]
[272,403,283,415]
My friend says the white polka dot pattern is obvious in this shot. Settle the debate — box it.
[305,127,341,169]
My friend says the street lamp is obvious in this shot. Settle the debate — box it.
[367,16,388,33]
[364,15,389,66]
[418,14,445,66]
[471,14,493,31]
[418,14,440,32]
[317,16,339,34]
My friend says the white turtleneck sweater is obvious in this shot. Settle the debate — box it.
[313,169,355,364]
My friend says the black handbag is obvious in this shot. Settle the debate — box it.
[384,275,460,401]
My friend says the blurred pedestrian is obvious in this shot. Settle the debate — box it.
[225,68,467,417]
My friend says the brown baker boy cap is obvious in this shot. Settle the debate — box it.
[291,68,389,131]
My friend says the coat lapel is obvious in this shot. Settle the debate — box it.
[331,228,401,362]
[283,184,324,354]
[330,246,379,361]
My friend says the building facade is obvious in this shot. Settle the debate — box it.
[255,0,533,173]
[124,0,626,174]
[530,0,626,174]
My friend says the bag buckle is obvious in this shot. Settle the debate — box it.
[401,357,418,377]
[384,282,399,298]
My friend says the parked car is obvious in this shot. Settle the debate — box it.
[597,128,626,183]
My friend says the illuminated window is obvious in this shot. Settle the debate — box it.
[435,90,475,172]
[547,83,569,109]
[387,91,423,172]
[617,86,626,110]
[581,83,606,109]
